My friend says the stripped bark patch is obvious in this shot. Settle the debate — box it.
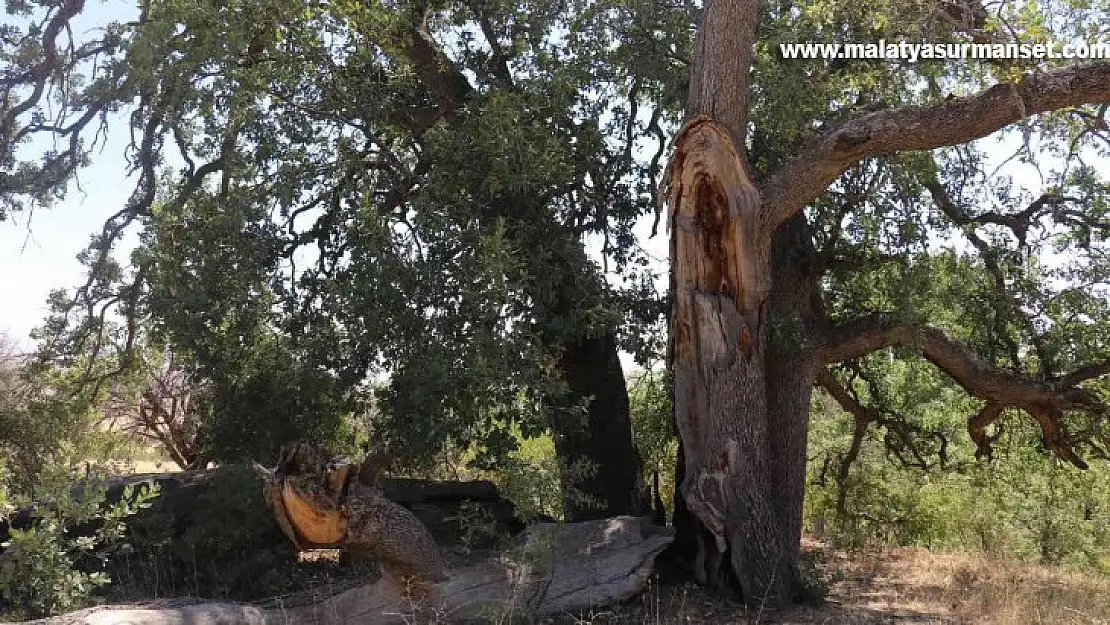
[666,114,793,600]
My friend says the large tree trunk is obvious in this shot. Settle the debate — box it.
[666,117,797,603]
[664,0,800,605]
[764,214,823,568]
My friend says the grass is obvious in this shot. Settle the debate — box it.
[542,543,1110,625]
[821,546,1110,625]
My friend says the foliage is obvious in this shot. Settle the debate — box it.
[111,465,303,599]
[0,482,159,619]
[492,433,565,523]
[0,348,138,499]
[628,369,677,516]
[0,0,676,480]
[455,499,502,553]
[805,366,1110,572]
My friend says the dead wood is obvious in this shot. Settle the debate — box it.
[24,516,674,625]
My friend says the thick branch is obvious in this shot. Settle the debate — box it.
[1058,359,1110,387]
[396,0,473,125]
[762,62,1110,235]
[823,314,1106,468]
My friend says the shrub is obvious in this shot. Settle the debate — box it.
[805,384,1110,572]
[0,482,158,619]
[628,370,678,518]
[111,464,300,599]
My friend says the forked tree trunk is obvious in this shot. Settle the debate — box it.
[665,0,801,605]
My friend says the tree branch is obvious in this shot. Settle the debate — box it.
[1058,360,1110,387]
[822,314,1107,468]
[816,369,872,516]
[923,170,1058,373]
[762,62,1110,236]
[395,0,473,126]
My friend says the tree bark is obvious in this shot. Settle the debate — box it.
[764,214,823,571]
[666,113,796,603]
[23,517,673,625]
[552,331,645,521]
[666,0,799,605]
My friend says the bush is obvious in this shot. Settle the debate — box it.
[496,433,564,522]
[628,370,678,518]
[0,482,158,619]
[111,464,301,599]
[805,381,1110,572]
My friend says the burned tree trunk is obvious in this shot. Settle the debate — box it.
[552,331,645,521]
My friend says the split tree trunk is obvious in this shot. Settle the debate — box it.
[665,0,802,605]
[666,116,797,604]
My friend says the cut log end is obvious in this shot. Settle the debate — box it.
[280,482,347,545]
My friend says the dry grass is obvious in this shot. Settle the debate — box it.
[546,545,1109,625]
[816,546,1110,625]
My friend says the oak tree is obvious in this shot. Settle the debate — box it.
[666,0,1110,604]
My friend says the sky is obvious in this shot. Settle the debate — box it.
[0,0,139,352]
[0,112,140,352]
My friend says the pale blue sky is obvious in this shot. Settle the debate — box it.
[0,0,139,351]
[0,115,140,351]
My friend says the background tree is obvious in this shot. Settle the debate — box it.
[0,0,688,518]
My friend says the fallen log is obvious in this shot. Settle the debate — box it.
[1,464,532,604]
[26,516,674,625]
[0,467,525,553]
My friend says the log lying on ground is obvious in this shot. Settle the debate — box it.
[27,516,674,625]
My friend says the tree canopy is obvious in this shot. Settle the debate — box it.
[1,0,1109,607]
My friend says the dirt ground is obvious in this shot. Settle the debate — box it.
[544,545,1109,625]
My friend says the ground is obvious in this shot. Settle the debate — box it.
[546,544,1110,625]
[230,542,1108,625]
